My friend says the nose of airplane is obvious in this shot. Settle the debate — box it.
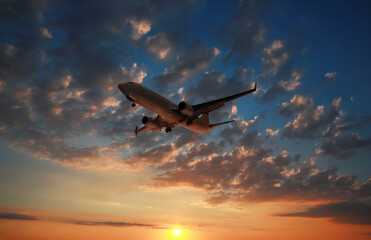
[117,83,126,94]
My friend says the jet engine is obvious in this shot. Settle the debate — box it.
[178,101,194,117]
[142,116,162,129]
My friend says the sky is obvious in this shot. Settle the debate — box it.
[0,0,371,239]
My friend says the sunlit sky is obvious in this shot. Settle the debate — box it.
[1,0,371,239]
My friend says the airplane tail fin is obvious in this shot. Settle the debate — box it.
[209,120,235,129]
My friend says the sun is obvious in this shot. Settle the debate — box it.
[173,229,182,236]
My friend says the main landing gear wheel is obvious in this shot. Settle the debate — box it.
[165,127,172,133]
[131,102,136,107]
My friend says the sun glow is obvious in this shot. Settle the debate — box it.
[173,229,182,236]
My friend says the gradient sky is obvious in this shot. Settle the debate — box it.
[1,0,371,239]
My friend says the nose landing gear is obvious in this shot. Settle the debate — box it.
[126,96,136,107]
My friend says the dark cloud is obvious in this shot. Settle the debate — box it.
[219,115,259,145]
[278,95,313,119]
[239,130,262,148]
[317,133,371,160]
[217,0,271,62]
[153,42,219,87]
[0,213,39,221]
[277,201,371,225]
[145,32,172,59]
[144,27,189,61]
[281,96,342,139]
[260,71,301,103]
[184,67,255,102]
[0,0,48,22]
[322,114,371,138]
[174,141,224,163]
[125,130,206,167]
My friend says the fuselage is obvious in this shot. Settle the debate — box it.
[118,82,211,132]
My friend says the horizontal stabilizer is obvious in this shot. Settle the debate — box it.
[134,125,148,136]
[209,120,235,129]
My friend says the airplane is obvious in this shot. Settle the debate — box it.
[117,82,257,135]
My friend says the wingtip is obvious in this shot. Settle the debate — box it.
[134,126,138,136]
[254,82,257,91]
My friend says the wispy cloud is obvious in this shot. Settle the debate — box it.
[73,220,165,229]
[0,213,39,221]
[0,212,165,229]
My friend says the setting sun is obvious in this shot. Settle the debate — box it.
[173,229,182,236]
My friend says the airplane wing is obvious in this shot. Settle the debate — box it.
[192,82,257,116]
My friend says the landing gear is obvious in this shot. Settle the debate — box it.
[125,96,136,107]
[165,127,172,133]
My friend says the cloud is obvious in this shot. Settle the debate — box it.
[258,32,305,102]
[0,213,39,221]
[216,0,270,62]
[278,95,313,119]
[126,131,206,167]
[219,115,259,144]
[277,201,371,225]
[184,67,255,102]
[325,71,337,80]
[151,132,371,205]
[120,63,147,83]
[74,220,162,229]
[265,128,279,138]
[317,132,371,160]
[40,27,52,39]
[260,71,302,103]
[239,130,262,148]
[129,144,176,166]
[130,20,151,40]
[281,96,343,139]
[262,40,289,76]
[154,145,255,191]
[146,33,171,59]
[153,42,219,87]
[0,212,163,229]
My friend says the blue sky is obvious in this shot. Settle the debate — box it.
[0,1,371,239]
